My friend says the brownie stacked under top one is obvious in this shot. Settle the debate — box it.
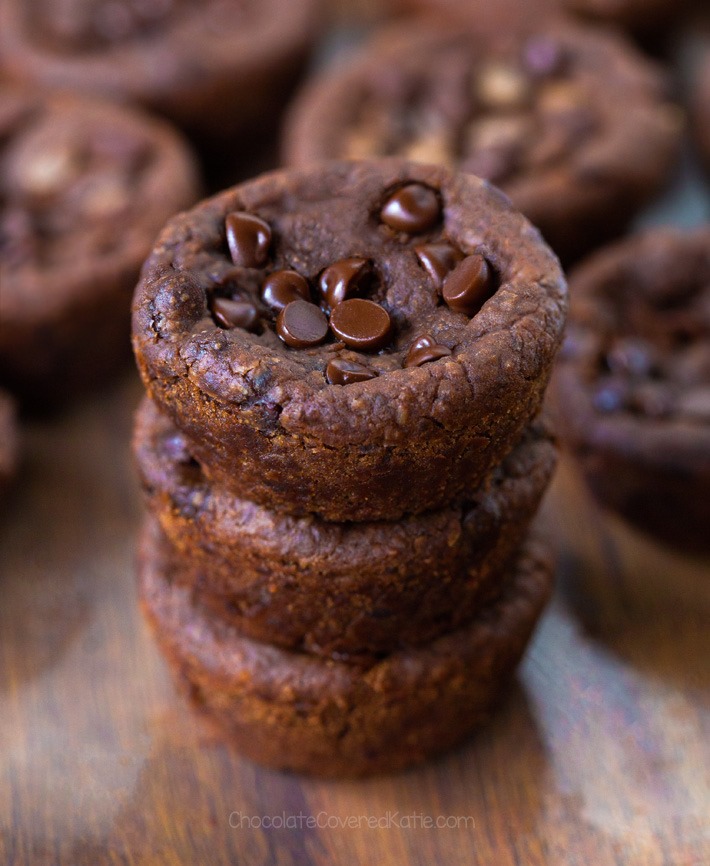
[132,159,567,776]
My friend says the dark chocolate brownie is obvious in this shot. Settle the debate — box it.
[0,84,199,404]
[552,227,710,553]
[283,20,682,263]
[0,0,320,148]
[139,519,554,777]
[0,388,19,499]
[132,159,567,521]
[134,397,557,661]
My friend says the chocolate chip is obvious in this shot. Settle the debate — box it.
[415,243,463,289]
[442,255,494,316]
[225,212,271,268]
[522,36,566,78]
[276,300,328,348]
[405,334,452,368]
[262,270,311,312]
[380,183,441,234]
[212,298,260,332]
[329,298,392,351]
[318,257,373,308]
[326,358,378,385]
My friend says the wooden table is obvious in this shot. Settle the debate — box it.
[1,371,708,865]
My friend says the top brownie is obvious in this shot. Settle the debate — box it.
[0,0,319,142]
[133,159,566,521]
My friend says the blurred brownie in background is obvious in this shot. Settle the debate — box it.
[283,19,682,264]
[0,84,200,406]
[552,227,710,553]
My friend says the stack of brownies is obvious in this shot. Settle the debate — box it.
[132,159,567,777]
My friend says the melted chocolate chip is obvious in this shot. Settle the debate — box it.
[326,358,378,385]
[319,257,373,308]
[442,255,494,316]
[329,298,392,351]
[211,297,260,332]
[225,212,271,268]
[405,334,452,368]
[414,242,464,289]
[276,300,328,348]
[380,183,441,234]
[262,270,311,312]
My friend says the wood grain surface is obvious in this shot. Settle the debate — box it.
[0,371,708,866]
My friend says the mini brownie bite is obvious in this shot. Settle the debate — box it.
[139,520,554,777]
[132,159,567,521]
[0,388,19,500]
[553,227,710,553]
[134,397,557,662]
[0,0,320,149]
[283,20,682,263]
[0,84,199,403]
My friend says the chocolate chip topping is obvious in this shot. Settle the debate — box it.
[325,357,378,385]
[442,255,494,316]
[405,334,452,368]
[415,242,464,289]
[212,297,260,332]
[318,257,373,309]
[225,212,271,269]
[380,183,441,234]
[329,298,392,351]
[276,299,328,348]
[262,269,311,312]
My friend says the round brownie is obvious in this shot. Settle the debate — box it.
[0,85,199,404]
[134,397,557,661]
[139,520,554,777]
[0,0,320,148]
[552,227,710,553]
[283,20,682,263]
[0,389,19,500]
[132,159,567,521]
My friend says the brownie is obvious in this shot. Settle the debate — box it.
[132,159,567,521]
[0,84,200,404]
[552,227,710,553]
[0,0,320,150]
[0,388,19,500]
[283,20,682,264]
[139,520,554,777]
[134,396,557,661]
